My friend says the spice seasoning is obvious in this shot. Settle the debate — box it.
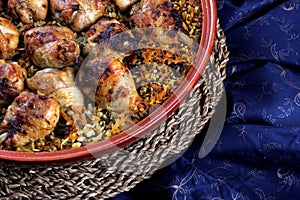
[0,0,202,151]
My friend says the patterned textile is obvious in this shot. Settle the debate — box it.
[113,1,300,199]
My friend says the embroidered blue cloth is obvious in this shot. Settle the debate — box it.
[113,1,300,199]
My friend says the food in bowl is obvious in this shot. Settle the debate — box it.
[0,0,203,152]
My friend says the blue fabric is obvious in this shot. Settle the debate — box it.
[112,1,300,199]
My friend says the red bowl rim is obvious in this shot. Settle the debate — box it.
[0,0,217,164]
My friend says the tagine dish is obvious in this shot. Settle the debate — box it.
[0,0,204,152]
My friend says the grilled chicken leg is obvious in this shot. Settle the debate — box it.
[0,91,60,148]
[130,0,180,29]
[84,17,128,54]
[24,25,80,68]
[50,0,109,32]
[26,67,75,96]
[79,58,146,116]
[26,67,84,125]
[8,0,48,23]
[0,17,20,59]
[0,60,26,106]
[113,0,139,11]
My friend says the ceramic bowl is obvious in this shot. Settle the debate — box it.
[0,0,217,166]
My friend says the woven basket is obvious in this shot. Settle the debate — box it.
[0,20,229,200]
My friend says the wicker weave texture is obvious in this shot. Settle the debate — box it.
[0,21,229,200]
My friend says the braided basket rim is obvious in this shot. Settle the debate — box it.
[0,20,229,200]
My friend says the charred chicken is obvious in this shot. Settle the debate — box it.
[0,91,60,148]
[26,67,75,96]
[50,0,109,32]
[8,0,48,23]
[0,60,26,106]
[24,25,80,68]
[0,17,19,59]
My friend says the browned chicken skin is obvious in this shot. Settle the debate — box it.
[26,67,84,124]
[79,58,145,116]
[0,60,26,106]
[26,67,84,111]
[84,17,128,54]
[113,0,139,11]
[8,0,48,23]
[95,59,140,112]
[0,91,60,148]
[130,0,180,29]
[26,67,75,96]
[0,0,185,150]
[24,25,80,68]
[50,0,109,32]
[50,86,84,111]
[0,17,20,59]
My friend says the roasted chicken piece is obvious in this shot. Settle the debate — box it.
[49,86,85,129]
[26,67,84,125]
[50,86,84,111]
[84,17,128,54]
[130,0,180,29]
[50,0,109,32]
[24,26,80,68]
[0,60,26,106]
[8,0,48,24]
[79,58,146,116]
[26,67,83,107]
[113,0,139,11]
[0,17,20,59]
[0,91,60,148]
[95,59,140,112]
[26,67,75,96]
